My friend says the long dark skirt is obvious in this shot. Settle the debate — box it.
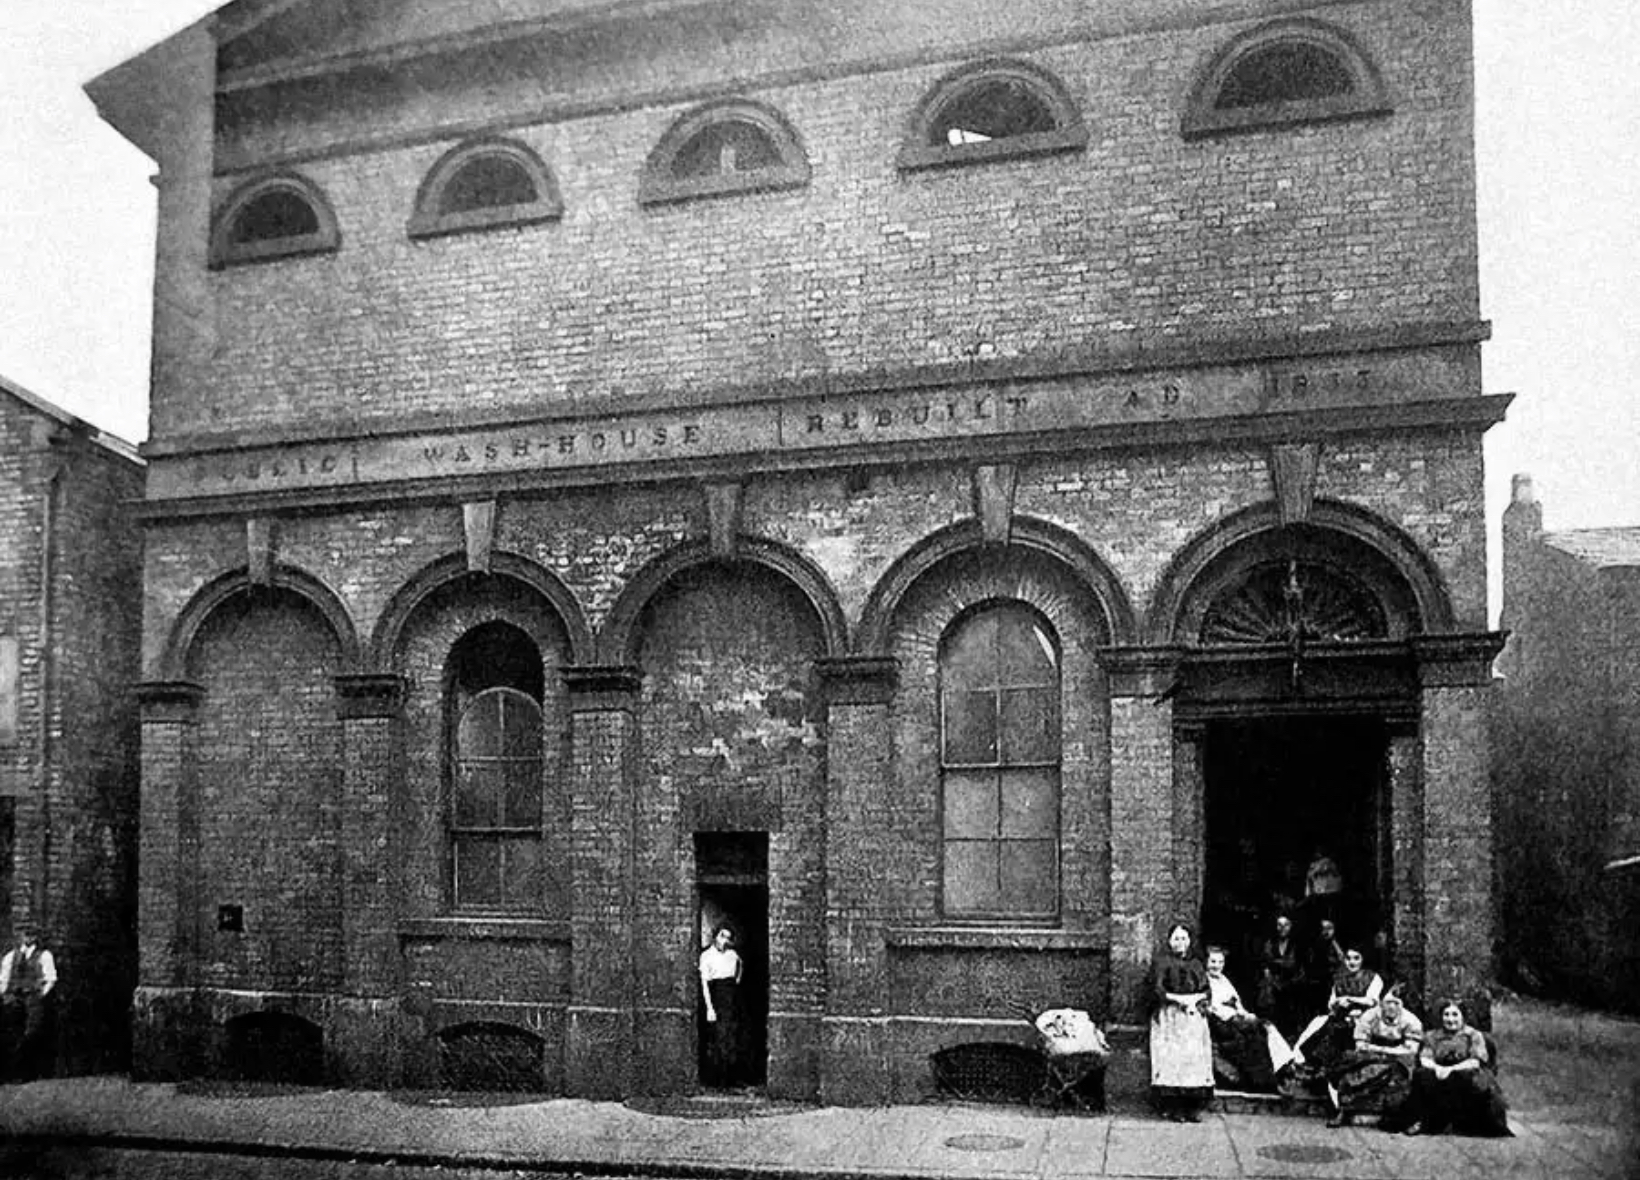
[1406,1066,1511,1136]
[1329,1051,1414,1116]
[702,979,743,1087]
[1150,1005,1213,1117]
[1211,1015,1277,1091]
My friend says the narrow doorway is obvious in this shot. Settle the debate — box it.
[1201,715,1390,999]
[694,832,768,1090]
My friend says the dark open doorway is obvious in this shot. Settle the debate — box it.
[1201,715,1390,1000]
[694,832,768,1090]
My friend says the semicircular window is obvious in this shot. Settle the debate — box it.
[210,174,340,269]
[900,59,1086,170]
[1182,20,1392,140]
[409,139,563,240]
[1215,43,1354,109]
[1200,560,1387,646]
[639,100,810,206]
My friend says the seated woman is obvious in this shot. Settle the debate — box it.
[1292,946,1383,1074]
[1204,946,1295,1093]
[1323,985,1422,1127]
[1401,1000,1511,1137]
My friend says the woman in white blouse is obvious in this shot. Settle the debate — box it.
[699,926,744,1086]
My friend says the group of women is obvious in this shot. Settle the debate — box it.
[1148,922,1510,1136]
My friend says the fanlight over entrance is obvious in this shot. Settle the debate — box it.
[1199,559,1388,646]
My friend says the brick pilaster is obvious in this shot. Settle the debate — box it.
[1101,647,1183,1023]
[816,655,898,1105]
[335,674,404,996]
[136,681,203,989]
[562,664,642,1097]
[1413,634,1504,1026]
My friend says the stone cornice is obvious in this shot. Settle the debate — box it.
[136,680,205,723]
[141,321,1491,460]
[334,673,405,719]
[562,664,644,711]
[816,656,901,706]
[1100,646,1186,698]
[1411,633,1507,688]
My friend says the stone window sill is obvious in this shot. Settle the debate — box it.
[886,926,1107,951]
[399,917,570,942]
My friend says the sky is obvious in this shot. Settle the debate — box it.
[2,2,1636,619]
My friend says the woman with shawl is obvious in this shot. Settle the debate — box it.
[1148,922,1214,1121]
[1324,984,1422,1127]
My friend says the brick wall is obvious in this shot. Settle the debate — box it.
[1496,503,1640,1014]
[0,388,143,1072]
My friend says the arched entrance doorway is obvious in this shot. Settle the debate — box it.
[1166,521,1427,1011]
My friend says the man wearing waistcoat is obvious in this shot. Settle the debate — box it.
[0,924,58,1081]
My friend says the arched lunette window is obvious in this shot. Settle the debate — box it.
[899,58,1087,171]
[409,138,564,240]
[639,99,810,206]
[210,172,340,268]
[447,623,546,912]
[939,603,1061,919]
[1182,18,1392,140]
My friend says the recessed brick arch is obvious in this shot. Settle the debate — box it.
[160,565,360,681]
[597,538,847,665]
[856,518,1137,657]
[1145,499,1456,645]
[369,551,593,670]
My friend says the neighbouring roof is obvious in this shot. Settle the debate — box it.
[1543,528,1640,570]
[0,373,143,466]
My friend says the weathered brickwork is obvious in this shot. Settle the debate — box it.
[1495,486,1640,1015]
[0,379,143,1074]
[92,0,1504,1098]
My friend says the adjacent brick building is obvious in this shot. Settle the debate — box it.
[0,373,144,1073]
[1496,476,1640,1016]
[89,0,1507,1099]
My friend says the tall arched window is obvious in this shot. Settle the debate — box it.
[939,603,1061,919]
[447,623,545,911]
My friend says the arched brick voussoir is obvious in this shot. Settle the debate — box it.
[1144,499,1458,646]
[366,550,594,669]
[596,537,849,666]
[157,564,362,681]
[855,517,1139,657]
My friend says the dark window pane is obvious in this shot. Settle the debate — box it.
[455,761,502,827]
[672,121,783,178]
[457,693,504,759]
[1000,769,1058,838]
[440,155,538,214]
[501,694,543,759]
[944,770,998,839]
[996,612,1058,685]
[943,690,998,764]
[232,190,320,243]
[999,687,1059,763]
[1215,43,1354,109]
[454,839,501,909]
[944,841,998,914]
[933,78,1057,146]
[940,610,997,689]
[501,838,543,910]
[503,758,541,828]
[999,839,1057,914]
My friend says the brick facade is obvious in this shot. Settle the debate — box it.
[1495,478,1640,1015]
[0,375,143,1074]
[93,0,1505,1096]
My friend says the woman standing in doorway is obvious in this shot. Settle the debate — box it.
[1148,923,1215,1121]
[699,925,744,1087]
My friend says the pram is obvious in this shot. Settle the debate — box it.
[1015,1002,1109,1113]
